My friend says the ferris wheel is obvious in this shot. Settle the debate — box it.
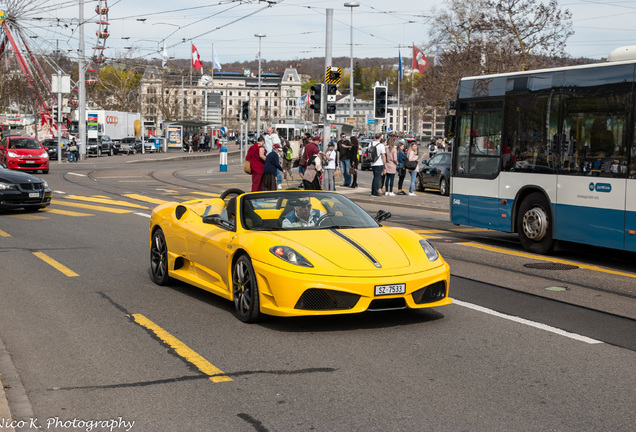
[0,0,110,134]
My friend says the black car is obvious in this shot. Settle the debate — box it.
[358,139,373,170]
[0,165,51,211]
[117,137,143,155]
[86,135,115,156]
[415,152,451,196]
[40,138,69,160]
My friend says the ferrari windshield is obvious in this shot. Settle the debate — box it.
[240,191,379,230]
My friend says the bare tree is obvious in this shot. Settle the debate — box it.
[488,0,573,71]
[417,0,574,106]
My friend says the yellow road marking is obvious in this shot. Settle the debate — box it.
[452,228,490,232]
[6,214,47,220]
[32,252,79,277]
[64,196,148,209]
[123,194,170,205]
[0,229,10,237]
[53,201,133,214]
[415,229,448,234]
[458,242,636,279]
[45,208,94,217]
[130,314,232,383]
[420,235,443,239]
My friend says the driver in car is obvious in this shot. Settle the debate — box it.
[281,197,325,228]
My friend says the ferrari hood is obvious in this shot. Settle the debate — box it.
[271,228,412,271]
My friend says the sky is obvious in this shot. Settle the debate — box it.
[16,0,636,68]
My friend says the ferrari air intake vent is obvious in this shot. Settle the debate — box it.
[367,298,406,311]
[295,289,360,310]
[412,281,446,304]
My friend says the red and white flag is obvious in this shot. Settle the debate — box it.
[412,45,429,74]
[192,43,203,70]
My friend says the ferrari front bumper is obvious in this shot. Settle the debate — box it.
[251,260,452,317]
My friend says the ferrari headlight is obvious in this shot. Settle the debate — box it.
[420,239,439,262]
[270,246,313,268]
[0,182,18,191]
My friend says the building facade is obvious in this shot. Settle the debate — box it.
[139,66,303,134]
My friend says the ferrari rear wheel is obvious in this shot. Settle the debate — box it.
[150,228,171,285]
[232,255,262,323]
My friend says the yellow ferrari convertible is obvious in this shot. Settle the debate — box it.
[149,188,451,322]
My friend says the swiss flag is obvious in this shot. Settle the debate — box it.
[412,45,429,74]
[192,43,203,70]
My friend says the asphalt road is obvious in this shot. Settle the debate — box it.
[0,152,634,432]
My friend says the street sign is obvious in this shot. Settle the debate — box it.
[347,118,355,124]
[326,66,342,84]
[220,126,227,137]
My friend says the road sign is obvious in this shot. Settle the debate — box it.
[326,66,342,84]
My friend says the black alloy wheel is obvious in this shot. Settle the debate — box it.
[232,254,261,323]
[150,228,171,285]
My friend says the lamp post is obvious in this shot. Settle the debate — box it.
[254,33,266,136]
[344,2,359,120]
[224,83,231,128]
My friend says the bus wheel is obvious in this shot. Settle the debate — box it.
[517,193,554,254]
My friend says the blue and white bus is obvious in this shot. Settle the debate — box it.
[450,48,636,253]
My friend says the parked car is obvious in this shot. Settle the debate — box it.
[358,139,373,170]
[117,137,143,155]
[40,138,69,160]
[86,135,114,156]
[143,136,161,153]
[415,152,451,196]
[0,136,49,174]
[0,165,51,211]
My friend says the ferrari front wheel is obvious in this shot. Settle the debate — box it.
[150,228,171,285]
[232,255,262,323]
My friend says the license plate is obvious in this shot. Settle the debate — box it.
[25,160,35,164]
[29,192,39,198]
[375,283,406,296]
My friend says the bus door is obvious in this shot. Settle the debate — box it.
[452,101,505,230]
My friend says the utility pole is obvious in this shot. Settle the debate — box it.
[78,0,87,159]
[322,8,333,151]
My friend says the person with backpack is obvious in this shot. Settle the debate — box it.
[281,139,294,182]
[369,132,386,196]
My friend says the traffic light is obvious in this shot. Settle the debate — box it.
[241,100,249,120]
[373,86,387,119]
[326,83,337,101]
[326,103,336,121]
[51,106,59,123]
[309,83,323,113]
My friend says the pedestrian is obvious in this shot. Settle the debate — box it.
[245,135,266,192]
[370,132,386,197]
[407,143,419,196]
[204,132,211,151]
[263,127,274,154]
[301,136,322,190]
[261,143,283,191]
[396,142,407,195]
[281,139,294,182]
[384,138,398,195]
[337,132,352,187]
[322,142,338,191]
[378,137,388,195]
[297,138,308,188]
[68,137,77,162]
[350,135,359,188]
[428,140,437,159]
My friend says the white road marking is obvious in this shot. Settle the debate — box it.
[134,212,151,218]
[452,299,603,345]
[67,172,85,177]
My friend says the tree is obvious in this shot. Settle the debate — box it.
[417,0,574,106]
[92,64,142,111]
[488,0,573,71]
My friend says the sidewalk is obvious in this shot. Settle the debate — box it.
[121,147,450,213]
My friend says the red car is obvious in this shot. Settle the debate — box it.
[0,136,49,174]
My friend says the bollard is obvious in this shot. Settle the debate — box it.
[220,145,227,172]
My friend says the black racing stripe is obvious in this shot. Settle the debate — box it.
[330,229,381,268]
